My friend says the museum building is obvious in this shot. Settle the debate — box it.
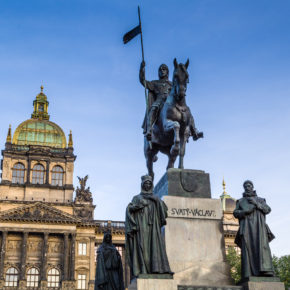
[0,88,128,290]
[0,87,238,290]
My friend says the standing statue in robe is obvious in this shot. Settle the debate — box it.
[95,232,124,290]
[233,180,275,279]
[125,175,172,278]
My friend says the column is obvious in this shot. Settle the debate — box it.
[26,159,31,184]
[89,237,96,288]
[45,160,50,185]
[69,233,76,280]
[0,231,7,279]
[41,233,49,280]
[20,231,28,280]
[63,233,69,280]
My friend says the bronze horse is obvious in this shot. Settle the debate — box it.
[144,58,203,178]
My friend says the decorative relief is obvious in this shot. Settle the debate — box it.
[48,241,63,254]
[28,240,42,252]
[3,160,10,169]
[74,207,94,220]
[7,240,21,251]
[0,202,81,224]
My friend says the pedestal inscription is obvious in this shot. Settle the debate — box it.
[165,196,222,220]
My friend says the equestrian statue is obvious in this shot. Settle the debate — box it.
[140,58,203,178]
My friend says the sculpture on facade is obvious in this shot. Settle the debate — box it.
[142,59,203,178]
[75,175,93,203]
[233,180,275,279]
[125,175,172,278]
[94,231,125,290]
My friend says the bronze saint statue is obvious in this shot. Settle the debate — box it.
[125,175,172,278]
[233,180,275,280]
[95,232,125,290]
[139,61,172,140]
[143,58,203,178]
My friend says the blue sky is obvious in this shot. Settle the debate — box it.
[0,0,289,256]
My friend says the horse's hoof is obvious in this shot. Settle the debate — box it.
[170,146,179,156]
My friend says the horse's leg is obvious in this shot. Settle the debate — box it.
[164,120,180,155]
[178,128,190,169]
[144,138,158,179]
[167,151,178,169]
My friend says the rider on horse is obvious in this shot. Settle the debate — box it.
[139,61,172,141]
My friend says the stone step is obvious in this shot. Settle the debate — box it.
[178,286,243,290]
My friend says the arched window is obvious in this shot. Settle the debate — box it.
[4,267,19,287]
[51,166,64,186]
[12,163,25,184]
[27,267,40,287]
[32,164,45,184]
[47,268,60,288]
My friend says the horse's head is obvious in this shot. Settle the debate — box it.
[172,58,189,102]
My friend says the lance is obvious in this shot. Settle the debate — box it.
[123,6,152,149]
[138,7,149,116]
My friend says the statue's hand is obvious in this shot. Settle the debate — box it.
[245,207,254,215]
[248,197,257,207]
[140,199,149,206]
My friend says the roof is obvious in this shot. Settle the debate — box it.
[12,118,67,148]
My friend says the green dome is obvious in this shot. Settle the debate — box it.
[12,119,67,148]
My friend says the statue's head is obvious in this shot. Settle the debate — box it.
[172,58,189,100]
[243,180,254,193]
[158,64,169,80]
[141,175,153,193]
[103,231,112,244]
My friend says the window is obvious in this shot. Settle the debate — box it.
[12,163,25,184]
[51,166,64,186]
[77,274,86,289]
[27,267,40,287]
[115,245,124,258]
[47,268,60,288]
[4,267,19,287]
[78,242,87,256]
[32,164,45,184]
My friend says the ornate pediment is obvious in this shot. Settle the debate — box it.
[0,202,82,224]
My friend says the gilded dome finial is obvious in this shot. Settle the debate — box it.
[6,124,12,143]
[40,85,44,93]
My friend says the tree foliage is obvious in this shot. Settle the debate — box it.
[273,255,290,289]
[226,247,241,284]
[226,249,290,289]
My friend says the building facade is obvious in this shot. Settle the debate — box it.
[0,88,127,290]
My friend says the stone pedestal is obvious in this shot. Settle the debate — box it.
[128,275,177,290]
[154,169,233,287]
[240,277,284,290]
